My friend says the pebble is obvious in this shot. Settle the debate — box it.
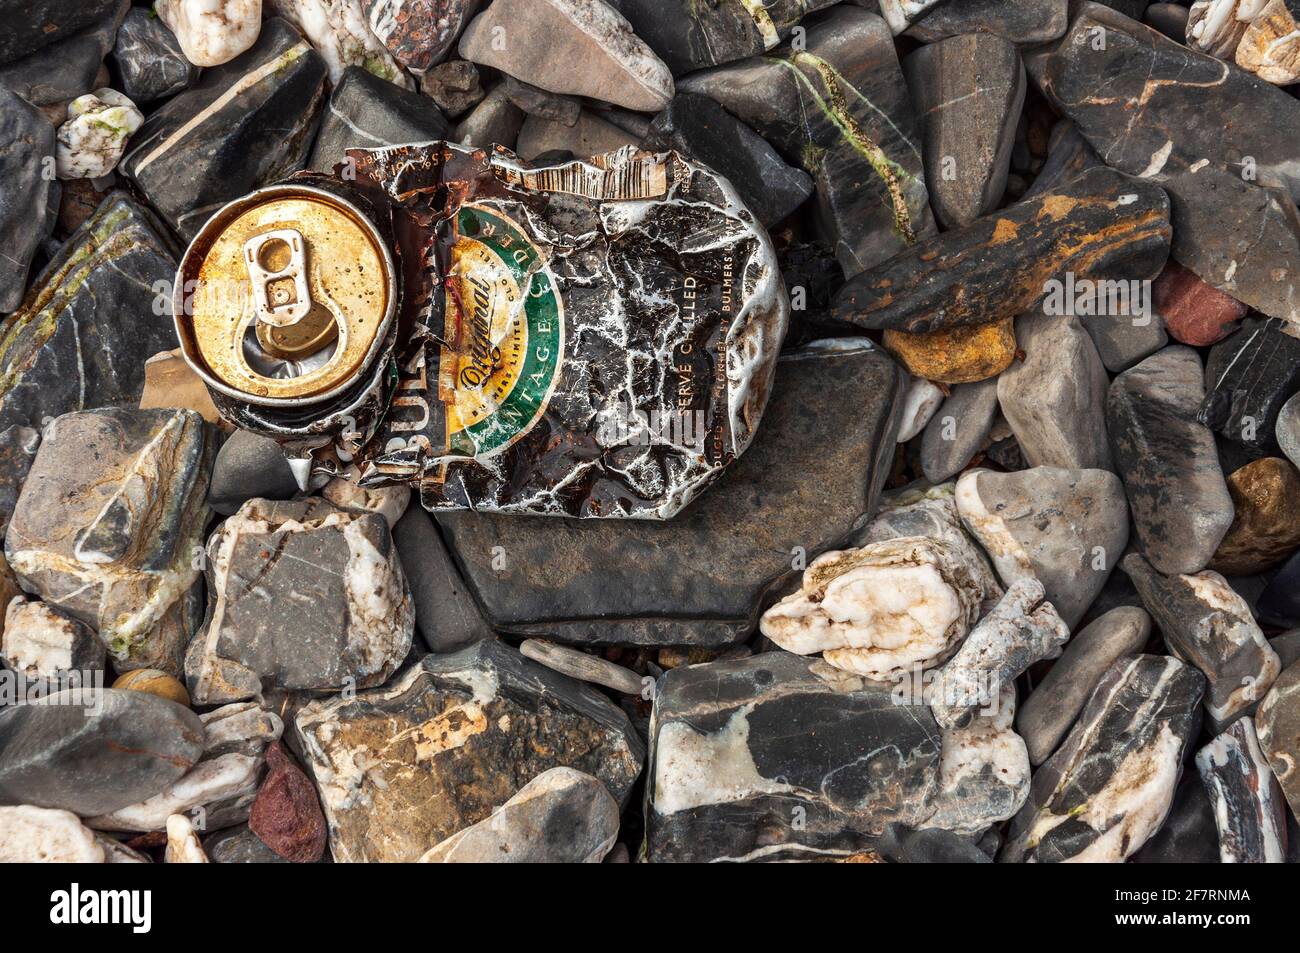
[1018,606,1152,765]
[157,0,263,67]
[514,110,637,161]
[6,409,212,675]
[520,640,645,696]
[929,579,1068,730]
[998,314,1114,472]
[1259,549,1300,627]
[882,319,1018,385]
[878,0,948,34]
[833,167,1171,335]
[1155,260,1248,347]
[185,498,414,705]
[112,669,190,708]
[1280,392,1300,469]
[419,767,619,863]
[307,64,450,171]
[364,0,479,74]
[293,640,644,862]
[1124,553,1281,731]
[436,341,904,649]
[907,0,1068,44]
[120,17,328,239]
[112,7,199,102]
[0,805,106,862]
[0,1,127,108]
[1187,0,1259,58]
[208,430,299,517]
[896,378,945,443]
[679,6,933,278]
[1200,316,1300,453]
[893,827,992,864]
[641,92,813,229]
[955,466,1128,629]
[1196,717,1288,863]
[502,76,580,126]
[1236,0,1300,83]
[164,813,208,862]
[904,33,1025,229]
[453,84,522,149]
[0,0,122,64]
[459,0,672,112]
[1256,660,1300,818]
[760,536,987,681]
[0,688,205,816]
[391,505,493,654]
[268,0,409,86]
[320,471,410,529]
[921,378,1000,483]
[1,597,104,685]
[1002,655,1205,862]
[419,59,483,116]
[204,823,292,863]
[54,88,142,180]
[1107,346,1235,575]
[0,89,59,312]
[248,742,326,863]
[1211,457,1300,574]
[646,652,941,862]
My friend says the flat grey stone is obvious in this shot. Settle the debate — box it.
[207,429,299,517]
[391,505,493,654]
[904,33,1025,229]
[998,313,1114,472]
[1016,606,1151,765]
[0,688,205,817]
[307,65,450,173]
[0,88,59,313]
[921,378,999,484]
[111,5,197,103]
[956,466,1129,629]
[453,85,523,150]
[1108,346,1234,575]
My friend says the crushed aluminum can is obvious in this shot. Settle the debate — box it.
[175,142,790,519]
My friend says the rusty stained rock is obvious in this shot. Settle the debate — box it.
[832,167,1171,335]
[882,319,1017,385]
[294,640,644,862]
[1211,457,1300,574]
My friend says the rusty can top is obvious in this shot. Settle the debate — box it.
[174,183,397,407]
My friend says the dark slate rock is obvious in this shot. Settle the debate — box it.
[0,0,126,106]
[391,505,493,654]
[0,88,58,313]
[833,166,1170,334]
[0,0,122,66]
[641,92,813,228]
[1131,771,1221,863]
[609,0,842,75]
[420,59,484,117]
[363,0,481,74]
[903,33,1025,229]
[293,640,644,862]
[207,430,299,517]
[1124,552,1281,731]
[892,827,992,863]
[1041,3,1300,201]
[1196,717,1288,863]
[1002,655,1204,863]
[435,339,903,648]
[1144,3,1189,40]
[1199,317,1300,454]
[120,18,328,239]
[5,409,213,675]
[1259,550,1300,627]
[502,76,580,126]
[907,0,1068,44]
[185,499,414,705]
[111,6,198,103]
[1107,346,1234,575]
[0,688,205,816]
[678,6,934,278]
[453,84,523,150]
[1022,120,1102,201]
[0,193,179,525]
[920,377,998,484]
[646,652,942,863]
[307,65,450,173]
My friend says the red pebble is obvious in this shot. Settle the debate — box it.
[1154,261,1248,346]
[248,742,327,863]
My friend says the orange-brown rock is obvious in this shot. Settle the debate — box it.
[113,668,192,708]
[882,319,1017,384]
[1211,457,1300,575]
[139,349,228,429]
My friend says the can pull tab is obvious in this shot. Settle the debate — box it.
[244,229,312,328]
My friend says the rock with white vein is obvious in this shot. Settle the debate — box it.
[267,0,412,86]
[165,813,209,862]
[1186,0,1266,58]
[1196,717,1288,862]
